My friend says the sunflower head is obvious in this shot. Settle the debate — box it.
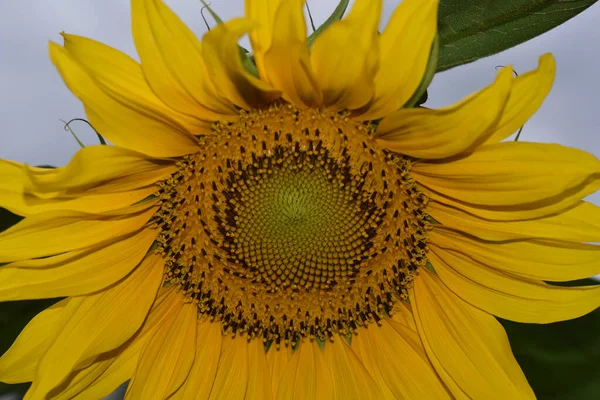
[1,0,598,399]
[154,103,430,345]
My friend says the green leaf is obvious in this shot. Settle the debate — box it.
[437,0,597,72]
[307,0,350,48]
[499,278,600,399]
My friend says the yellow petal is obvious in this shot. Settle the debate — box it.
[0,298,80,384]
[0,228,156,301]
[411,270,535,399]
[0,202,157,263]
[359,0,438,119]
[0,155,163,216]
[429,244,600,323]
[277,341,333,400]
[51,356,117,400]
[246,339,273,400]
[266,346,293,399]
[310,0,381,110]
[276,343,313,400]
[376,67,512,158]
[261,0,321,108]
[423,184,586,221]
[61,32,214,131]
[27,253,163,398]
[1,185,155,218]
[50,42,200,158]
[61,287,182,400]
[22,144,175,196]
[349,329,397,400]
[390,301,417,331]
[126,292,197,399]
[0,161,45,204]
[429,200,600,242]
[201,19,280,109]
[484,54,556,144]
[208,335,249,400]
[352,322,451,399]
[131,0,237,119]
[170,321,222,400]
[323,338,384,400]
[430,229,600,282]
[52,336,147,400]
[0,145,172,216]
[246,0,280,78]
[413,142,600,208]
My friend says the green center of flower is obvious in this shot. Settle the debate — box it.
[153,104,430,347]
[220,144,384,292]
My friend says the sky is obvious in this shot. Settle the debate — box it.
[0,0,599,398]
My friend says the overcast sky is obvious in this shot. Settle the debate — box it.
[0,2,599,399]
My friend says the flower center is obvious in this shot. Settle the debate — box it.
[154,104,430,347]
[221,144,385,292]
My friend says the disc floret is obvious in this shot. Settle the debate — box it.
[154,104,430,346]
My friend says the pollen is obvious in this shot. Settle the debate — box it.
[153,104,430,347]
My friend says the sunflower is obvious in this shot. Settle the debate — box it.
[1,0,599,398]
